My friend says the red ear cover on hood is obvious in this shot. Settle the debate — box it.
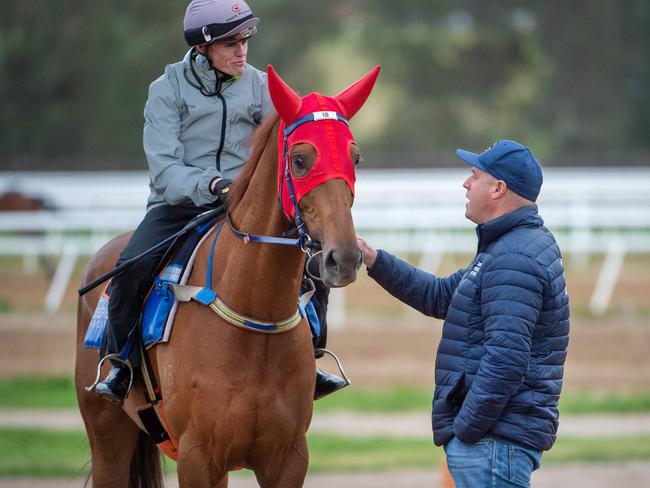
[269,65,381,220]
[267,65,302,122]
[334,66,381,120]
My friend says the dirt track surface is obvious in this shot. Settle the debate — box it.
[2,463,650,488]
[2,310,650,394]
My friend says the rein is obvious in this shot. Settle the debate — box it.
[224,212,320,251]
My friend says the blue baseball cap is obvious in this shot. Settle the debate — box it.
[456,140,543,201]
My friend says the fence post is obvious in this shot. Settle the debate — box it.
[44,243,79,314]
[328,286,346,329]
[589,239,625,316]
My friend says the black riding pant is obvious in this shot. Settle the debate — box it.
[106,204,210,364]
[106,203,330,365]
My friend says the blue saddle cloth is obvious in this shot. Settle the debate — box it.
[83,223,212,350]
[84,226,321,350]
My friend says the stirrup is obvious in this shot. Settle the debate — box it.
[315,348,351,388]
[84,353,134,396]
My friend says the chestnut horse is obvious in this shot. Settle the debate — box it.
[75,65,380,487]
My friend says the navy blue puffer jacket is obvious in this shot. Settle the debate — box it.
[368,205,570,452]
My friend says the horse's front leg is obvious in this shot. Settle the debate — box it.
[176,431,228,487]
[253,435,309,488]
[83,404,141,487]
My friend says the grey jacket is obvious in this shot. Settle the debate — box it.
[143,49,274,209]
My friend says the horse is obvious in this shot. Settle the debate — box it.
[75,64,380,487]
[0,190,52,211]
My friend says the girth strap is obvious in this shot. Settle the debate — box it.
[169,283,310,334]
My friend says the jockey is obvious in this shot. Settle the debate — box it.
[94,0,347,403]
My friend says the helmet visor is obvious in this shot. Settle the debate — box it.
[185,16,258,46]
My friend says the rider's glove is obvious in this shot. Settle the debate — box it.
[209,177,233,204]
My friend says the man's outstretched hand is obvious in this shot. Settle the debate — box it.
[357,236,378,268]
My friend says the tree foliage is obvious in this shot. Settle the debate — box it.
[0,0,648,169]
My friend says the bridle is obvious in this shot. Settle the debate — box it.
[225,110,351,281]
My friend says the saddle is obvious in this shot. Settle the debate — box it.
[83,219,215,351]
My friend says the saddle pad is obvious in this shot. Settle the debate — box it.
[83,224,215,350]
[141,227,215,347]
[84,287,110,349]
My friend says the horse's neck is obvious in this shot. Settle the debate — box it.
[210,137,304,321]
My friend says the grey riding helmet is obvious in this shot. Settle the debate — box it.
[184,0,259,46]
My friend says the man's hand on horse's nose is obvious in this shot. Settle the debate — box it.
[357,236,378,268]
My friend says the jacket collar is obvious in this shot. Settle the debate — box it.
[184,48,217,86]
[475,204,543,253]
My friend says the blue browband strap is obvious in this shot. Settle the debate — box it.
[226,111,349,252]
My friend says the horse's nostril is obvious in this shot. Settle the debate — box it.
[324,250,339,271]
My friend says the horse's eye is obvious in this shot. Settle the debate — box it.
[293,156,306,170]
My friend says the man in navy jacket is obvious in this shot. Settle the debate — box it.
[358,140,570,488]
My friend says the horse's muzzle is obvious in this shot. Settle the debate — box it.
[321,246,362,287]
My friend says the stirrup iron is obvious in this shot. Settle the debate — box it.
[315,348,351,387]
[85,353,134,395]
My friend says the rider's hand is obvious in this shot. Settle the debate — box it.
[356,236,378,268]
[210,177,233,203]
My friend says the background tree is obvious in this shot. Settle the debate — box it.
[0,0,648,170]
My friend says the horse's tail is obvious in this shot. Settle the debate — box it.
[129,430,164,488]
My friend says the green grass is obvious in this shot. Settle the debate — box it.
[0,429,90,477]
[308,434,441,472]
[544,435,650,464]
[2,428,650,477]
[315,386,650,416]
[0,377,77,409]
[559,391,650,415]
[314,385,434,413]
[4,377,650,416]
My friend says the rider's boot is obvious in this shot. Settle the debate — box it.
[94,364,131,404]
[315,367,348,400]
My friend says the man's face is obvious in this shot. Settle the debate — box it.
[462,167,498,224]
[200,39,248,77]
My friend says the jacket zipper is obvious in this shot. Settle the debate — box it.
[215,76,227,172]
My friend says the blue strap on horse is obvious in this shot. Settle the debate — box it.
[187,223,224,306]
[78,206,225,296]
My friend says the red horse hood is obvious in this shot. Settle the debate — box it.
[267,65,380,220]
